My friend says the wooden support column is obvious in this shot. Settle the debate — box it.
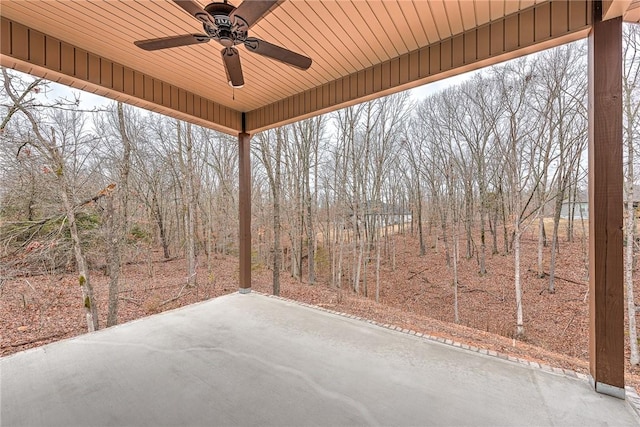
[239,132,252,293]
[588,1,624,399]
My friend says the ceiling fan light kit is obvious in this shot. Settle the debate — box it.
[134,0,312,89]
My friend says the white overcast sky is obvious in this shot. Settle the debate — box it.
[34,69,475,114]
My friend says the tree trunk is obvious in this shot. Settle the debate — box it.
[465,189,473,259]
[537,217,545,278]
[417,189,426,256]
[106,193,120,327]
[375,226,381,303]
[500,183,510,254]
[353,213,360,293]
[273,131,282,295]
[567,179,577,242]
[453,219,459,324]
[306,186,315,285]
[186,126,197,287]
[178,122,197,288]
[440,204,450,267]
[392,233,397,271]
[625,92,639,365]
[152,194,170,259]
[60,182,98,332]
[363,250,368,298]
[478,190,487,275]
[206,195,213,282]
[514,223,524,337]
[625,178,639,365]
[491,208,499,255]
[548,187,564,293]
[337,225,344,289]
[107,101,132,327]
[355,231,364,295]
[273,200,281,295]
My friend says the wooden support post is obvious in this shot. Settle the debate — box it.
[588,1,624,399]
[239,132,251,293]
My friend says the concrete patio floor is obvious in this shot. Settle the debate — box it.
[1,292,638,426]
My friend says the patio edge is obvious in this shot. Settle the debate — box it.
[257,291,640,418]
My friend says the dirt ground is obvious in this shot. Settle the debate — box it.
[1,230,639,393]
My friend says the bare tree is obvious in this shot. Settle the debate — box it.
[403,123,427,256]
[623,23,640,366]
[2,68,100,331]
[492,60,538,337]
[254,128,284,295]
[534,44,587,293]
[92,101,135,327]
[454,76,503,274]
[333,104,365,292]
[178,122,198,287]
[292,117,325,285]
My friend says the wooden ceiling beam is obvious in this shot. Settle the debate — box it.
[0,17,243,134]
[602,0,633,20]
[245,0,591,133]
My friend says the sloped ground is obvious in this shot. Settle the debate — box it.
[1,232,639,393]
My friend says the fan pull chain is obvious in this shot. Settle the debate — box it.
[232,86,235,101]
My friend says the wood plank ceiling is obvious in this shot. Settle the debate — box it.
[0,0,636,135]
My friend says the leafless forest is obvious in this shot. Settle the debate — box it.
[1,27,640,382]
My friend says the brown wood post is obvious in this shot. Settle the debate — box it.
[588,1,624,398]
[239,132,252,293]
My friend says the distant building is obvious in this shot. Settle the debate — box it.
[349,201,412,225]
[560,185,640,220]
[560,200,588,220]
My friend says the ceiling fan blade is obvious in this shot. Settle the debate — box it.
[134,34,210,51]
[221,47,245,88]
[244,38,312,70]
[229,0,281,29]
[173,0,215,26]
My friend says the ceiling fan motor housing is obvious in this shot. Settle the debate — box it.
[203,2,248,47]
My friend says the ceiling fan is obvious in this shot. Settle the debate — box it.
[134,0,312,88]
